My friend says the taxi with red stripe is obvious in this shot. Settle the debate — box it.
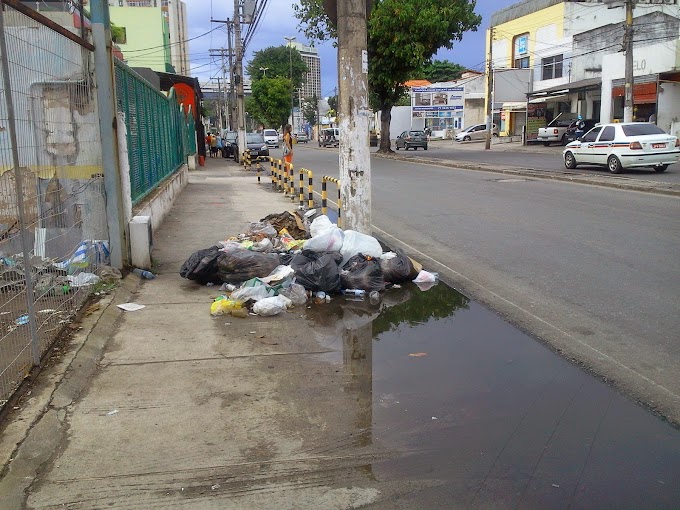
[563,122,680,174]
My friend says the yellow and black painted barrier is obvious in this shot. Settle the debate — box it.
[298,169,314,210]
[321,176,342,228]
[284,161,296,199]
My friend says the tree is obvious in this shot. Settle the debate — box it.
[327,94,338,113]
[302,95,318,126]
[246,76,293,129]
[422,59,466,83]
[294,0,481,152]
[246,45,308,90]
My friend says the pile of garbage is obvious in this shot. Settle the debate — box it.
[179,210,438,318]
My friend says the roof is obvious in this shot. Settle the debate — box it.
[155,71,203,100]
[404,79,432,88]
[528,77,601,97]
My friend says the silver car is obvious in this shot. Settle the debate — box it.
[455,123,499,142]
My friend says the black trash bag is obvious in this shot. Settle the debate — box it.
[180,245,222,284]
[341,254,386,292]
[290,250,343,292]
[379,249,414,284]
[279,252,294,266]
[216,250,281,284]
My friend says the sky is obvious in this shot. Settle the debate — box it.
[185,0,518,97]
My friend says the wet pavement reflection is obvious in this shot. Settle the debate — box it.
[316,282,680,509]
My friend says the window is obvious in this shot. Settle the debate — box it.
[599,126,615,142]
[621,124,665,136]
[513,33,530,69]
[541,55,563,80]
[581,127,601,143]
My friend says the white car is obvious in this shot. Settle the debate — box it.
[454,123,498,142]
[263,129,279,148]
[563,122,680,174]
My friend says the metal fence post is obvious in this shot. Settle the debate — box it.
[0,6,40,365]
[91,0,128,268]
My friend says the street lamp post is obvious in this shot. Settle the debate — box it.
[259,66,268,77]
[284,36,295,128]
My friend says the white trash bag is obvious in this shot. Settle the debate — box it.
[253,295,293,316]
[340,230,383,266]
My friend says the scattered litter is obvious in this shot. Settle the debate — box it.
[413,270,438,284]
[432,417,438,420]
[131,268,155,279]
[408,352,428,358]
[37,309,56,314]
[206,282,215,287]
[220,283,237,292]
[15,315,29,326]
[224,322,231,326]
[117,303,145,312]
[210,298,242,316]
[67,272,100,287]
[230,308,249,318]
[551,484,560,488]
[84,303,101,316]
[211,484,220,491]
[253,295,292,316]
[107,409,119,416]
[249,331,257,334]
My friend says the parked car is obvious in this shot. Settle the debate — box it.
[233,132,270,163]
[395,130,428,150]
[294,132,309,143]
[454,123,498,142]
[537,113,579,145]
[263,129,279,148]
[319,128,340,148]
[563,122,680,174]
[221,130,237,158]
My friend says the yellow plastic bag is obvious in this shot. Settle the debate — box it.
[210,298,242,316]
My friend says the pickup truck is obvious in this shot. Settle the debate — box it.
[537,114,580,146]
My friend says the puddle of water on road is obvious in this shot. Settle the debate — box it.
[309,282,680,508]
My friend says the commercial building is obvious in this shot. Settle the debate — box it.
[487,0,680,139]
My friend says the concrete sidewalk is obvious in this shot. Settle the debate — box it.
[0,159,387,509]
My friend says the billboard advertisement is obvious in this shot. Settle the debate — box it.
[411,86,464,118]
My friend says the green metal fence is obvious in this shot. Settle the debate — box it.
[114,60,196,205]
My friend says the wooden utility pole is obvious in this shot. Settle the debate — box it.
[337,0,371,233]
[624,0,635,122]
[485,26,494,150]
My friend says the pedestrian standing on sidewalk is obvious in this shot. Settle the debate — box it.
[283,124,293,166]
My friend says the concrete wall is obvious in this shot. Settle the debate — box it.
[658,82,680,136]
[132,164,188,234]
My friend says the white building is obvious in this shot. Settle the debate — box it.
[288,41,322,100]
[163,0,190,76]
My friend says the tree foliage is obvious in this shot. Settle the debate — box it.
[294,0,481,152]
[327,94,338,112]
[422,59,466,83]
[246,76,293,129]
[301,95,318,125]
[246,45,308,90]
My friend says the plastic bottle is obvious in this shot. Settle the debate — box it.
[369,291,380,304]
[132,268,155,279]
[341,289,366,297]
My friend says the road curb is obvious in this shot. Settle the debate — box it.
[375,152,680,197]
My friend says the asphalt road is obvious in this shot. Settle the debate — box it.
[393,139,680,184]
[290,144,680,423]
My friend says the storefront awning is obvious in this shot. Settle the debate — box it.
[529,94,568,104]
[502,101,527,111]
[528,78,601,98]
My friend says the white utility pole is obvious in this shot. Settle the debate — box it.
[337,0,371,233]
[624,0,635,122]
[234,0,246,157]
